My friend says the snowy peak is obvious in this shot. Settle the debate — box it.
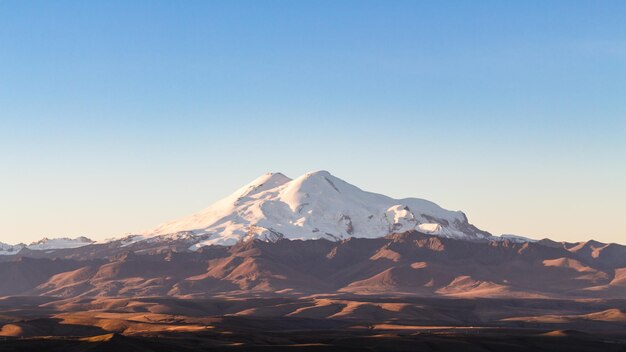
[27,236,94,250]
[233,172,292,201]
[0,236,94,255]
[146,170,492,247]
[0,242,25,255]
[287,170,346,195]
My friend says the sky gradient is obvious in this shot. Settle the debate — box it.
[1,1,625,244]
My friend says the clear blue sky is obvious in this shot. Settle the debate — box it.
[1,1,625,244]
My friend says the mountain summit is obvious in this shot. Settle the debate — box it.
[145,171,491,246]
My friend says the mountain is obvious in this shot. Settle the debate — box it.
[0,237,93,256]
[0,242,24,255]
[25,236,94,250]
[142,170,491,247]
[0,171,509,254]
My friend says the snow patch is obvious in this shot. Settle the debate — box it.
[497,234,537,243]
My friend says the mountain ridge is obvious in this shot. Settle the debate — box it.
[1,231,625,299]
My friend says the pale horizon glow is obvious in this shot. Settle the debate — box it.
[1,1,625,245]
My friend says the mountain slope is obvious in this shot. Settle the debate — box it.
[145,171,491,246]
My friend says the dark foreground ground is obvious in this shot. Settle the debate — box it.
[0,331,626,351]
[1,295,625,351]
[1,326,626,352]
[0,329,626,351]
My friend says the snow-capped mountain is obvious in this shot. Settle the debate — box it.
[145,170,492,247]
[26,236,94,250]
[0,242,25,255]
[0,237,94,255]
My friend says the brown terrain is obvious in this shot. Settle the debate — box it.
[1,231,626,351]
